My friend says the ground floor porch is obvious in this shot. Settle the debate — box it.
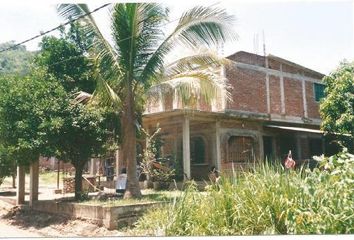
[141,110,328,180]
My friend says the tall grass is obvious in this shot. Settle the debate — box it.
[134,150,354,235]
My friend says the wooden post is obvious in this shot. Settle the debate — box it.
[182,116,191,180]
[16,165,25,205]
[29,160,39,207]
[57,159,60,189]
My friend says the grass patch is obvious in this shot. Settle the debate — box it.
[81,189,182,207]
[134,150,354,235]
[39,171,65,185]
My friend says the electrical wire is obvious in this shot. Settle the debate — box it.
[1,1,221,68]
[44,1,221,67]
[0,3,111,53]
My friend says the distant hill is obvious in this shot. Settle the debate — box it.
[0,41,36,76]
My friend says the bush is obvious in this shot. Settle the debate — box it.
[134,150,354,235]
[0,145,13,186]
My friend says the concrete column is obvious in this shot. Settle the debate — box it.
[90,158,95,175]
[182,116,191,180]
[215,121,221,171]
[16,165,25,205]
[115,149,120,178]
[280,64,285,115]
[221,66,227,110]
[301,74,308,118]
[30,160,39,207]
[265,56,271,114]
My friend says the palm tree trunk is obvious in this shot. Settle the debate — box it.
[122,89,142,199]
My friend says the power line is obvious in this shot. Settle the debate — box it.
[2,1,221,68]
[45,1,221,68]
[0,3,111,53]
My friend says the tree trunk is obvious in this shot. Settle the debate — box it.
[74,165,84,200]
[122,88,142,199]
[12,164,16,188]
[12,171,16,188]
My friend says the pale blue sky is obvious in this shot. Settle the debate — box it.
[0,0,352,75]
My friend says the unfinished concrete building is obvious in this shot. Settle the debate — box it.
[142,51,327,180]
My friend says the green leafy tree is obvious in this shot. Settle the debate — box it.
[0,41,35,76]
[35,23,95,93]
[54,103,113,199]
[320,61,354,152]
[0,145,13,186]
[34,23,121,199]
[58,3,236,198]
[0,70,114,199]
[0,70,68,167]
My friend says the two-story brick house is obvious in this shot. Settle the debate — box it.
[142,51,326,180]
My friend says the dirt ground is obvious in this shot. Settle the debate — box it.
[0,200,130,237]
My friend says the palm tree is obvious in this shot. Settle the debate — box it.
[58,3,236,198]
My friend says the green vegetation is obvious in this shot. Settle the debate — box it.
[82,190,181,207]
[38,171,66,185]
[134,150,354,235]
[35,22,96,93]
[320,61,354,152]
[0,70,68,167]
[0,41,35,76]
[57,3,236,198]
[0,145,13,185]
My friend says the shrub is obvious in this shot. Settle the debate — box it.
[134,150,354,235]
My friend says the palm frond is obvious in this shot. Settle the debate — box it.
[142,5,236,86]
[57,4,123,81]
[149,69,230,108]
[174,6,237,48]
[73,91,92,104]
[110,3,168,87]
[91,76,122,109]
[163,50,231,77]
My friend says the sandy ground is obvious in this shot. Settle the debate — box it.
[0,221,43,237]
[0,200,129,237]
[0,175,134,237]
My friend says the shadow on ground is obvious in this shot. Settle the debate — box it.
[0,191,31,196]
[2,206,69,230]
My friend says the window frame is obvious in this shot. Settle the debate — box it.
[313,82,325,102]
[226,135,255,163]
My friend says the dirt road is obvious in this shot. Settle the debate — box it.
[0,202,128,237]
[0,222,43,237]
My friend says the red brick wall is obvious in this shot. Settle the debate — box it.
[227,51,265,67]
[224,51,323,121]
[282,63,303,75]
[269,75,282,114]
[268,59,281,70]
[226,67,267,113]
[306,81,321,118]
[283,78,303,117]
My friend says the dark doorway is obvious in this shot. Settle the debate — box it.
[191,137,206,164]
[263,136,274,163]
[309,138,323,157]
[278,135,298,161]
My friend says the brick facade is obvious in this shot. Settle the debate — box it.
[226,51,324,121]
[142,51,326,180]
